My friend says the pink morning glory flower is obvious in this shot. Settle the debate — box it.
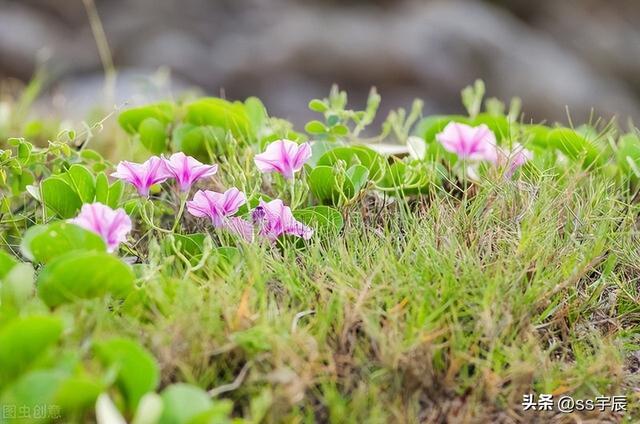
[111,156,173,197]
[251,199,313,241]
[436,122,498,163]
[186,188,253,241]
[162,152,218,192]
[254,139,312,180]
[70,202,132,252]
[500,143,533,178]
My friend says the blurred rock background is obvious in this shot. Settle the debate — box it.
[1,0,639,128]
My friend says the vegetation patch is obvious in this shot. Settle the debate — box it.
[0,80,639,422]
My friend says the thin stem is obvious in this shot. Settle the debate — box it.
[140,200,172,234]
[82,0,116,106]
[289,179,296,208]
[171,191,189,232]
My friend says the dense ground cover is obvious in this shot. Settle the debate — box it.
[0,81,639,423]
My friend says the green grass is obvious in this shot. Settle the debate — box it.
[47,165,640,422]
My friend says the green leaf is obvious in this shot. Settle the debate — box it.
[95,172,110,204]
[469,113,512,141]
[308,166,354,204]
[346,164,369,192]
[118,102,175,134]
[293,206,344,235]
[158,384,215,424]
[41,177,82,218]
[177,232,205,250]
[305,120,327,134]
[308,140,337,167]
[65,164,96,203]
[95,338,160,410]
[331,124,349,136]
[138,117,167,154]
[79,148,104,162]
[1,262,35,309]
[617,133,640,178]
[244,97,268,134]
[308,99,328,113]
[0,249,17,278]
[0,316,63,381]
[55,374,104,411]
[317,145,385,181]
[0,369,67,418]
[171,124,218,162]
[547,128,604,167]
[37,251,135,307]
[185,98,251,139]
[108,180,125,208]
[21,222,106,264]
[414,115,469,143]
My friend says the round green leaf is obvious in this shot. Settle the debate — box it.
[94,338,160,410]
[118,102,175,134]
[184,98,251,140]
[414,114,469,143]
[308,99,328,113]
[138,117,167,154]
[308,166,354,205]
[21,222,106,264]
[37,251,135,307]
[0,316,63,381]
[0,369,67,413]
[158,384,214,424]
[305,120,327,134]
[547,128,604,167]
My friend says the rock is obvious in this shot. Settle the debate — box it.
[1,0,639,126]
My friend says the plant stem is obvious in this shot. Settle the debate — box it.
[171,191,188,232]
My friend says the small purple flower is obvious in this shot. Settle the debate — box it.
[436,122,498,163]
[254,139,312,180]
[253,199,313,241]
[500,143,533,178]
[111,156,172,197]
[162,152,218,192]
[186,188,253,241]
[70,202,132,252]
